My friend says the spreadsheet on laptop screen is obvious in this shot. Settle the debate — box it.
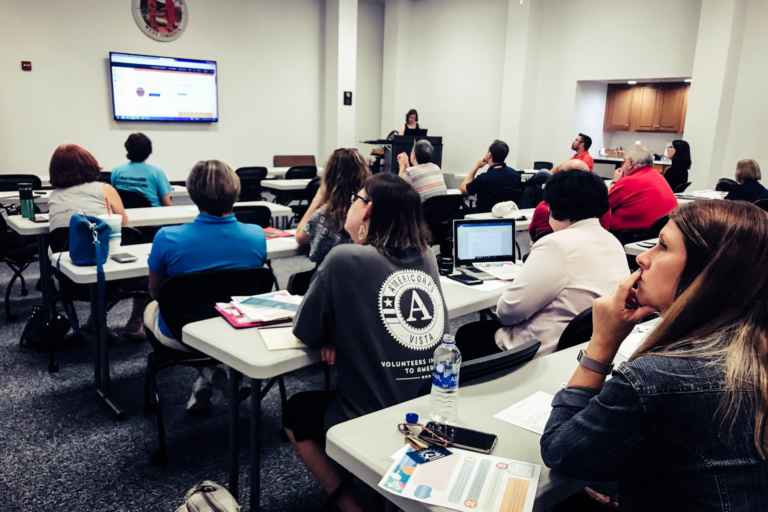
[456,222,514,261]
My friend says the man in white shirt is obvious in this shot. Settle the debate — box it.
[456,170,630,359]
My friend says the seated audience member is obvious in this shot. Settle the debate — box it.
[459,139,522,212]
[397,139,447,202]
[528,159,590,242]
[296,148,370,264]
[48,144,145,335]
[662,139,692,191]
[145,160,267,413]
[725,159,768,203]
[457,170,629,360]
[604,146,677,233]
[553,133,594,173]
[541,200,768,511]
[111,133,173,207]
[284,174,448,511]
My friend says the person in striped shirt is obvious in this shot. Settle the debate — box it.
[397,139,447,202]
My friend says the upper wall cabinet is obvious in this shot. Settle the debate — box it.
[604,82,689,133]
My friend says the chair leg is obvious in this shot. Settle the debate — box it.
[150,361,168,465]
[324,365,332,391]
[5,278,16,320]
[18,270,28,296]
[277,377,288,419]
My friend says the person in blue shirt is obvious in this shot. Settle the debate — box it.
[111,133,173,207]
[459,139,522,212]
[145,160,267,413]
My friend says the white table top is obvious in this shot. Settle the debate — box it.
[675,190,727,204]
[51,236,299,285]
[326,343,589,512]
[624,238,658,257]
[261,179,311,191]
[463,207,535,231]
[6,202,292,236]
[266,167,324,179]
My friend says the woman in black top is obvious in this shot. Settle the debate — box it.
[662,139,691,192]
[725,159,768,203]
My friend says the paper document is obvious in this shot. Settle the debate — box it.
[259,326,306,351]
[617,317,661,360]
[475,262,523,281]
[232,291,303,322]
[380,447,541,512]
[493,391,554,435]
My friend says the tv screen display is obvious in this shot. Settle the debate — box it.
[109,52,218,122]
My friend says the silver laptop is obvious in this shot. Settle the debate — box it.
[453,218,516,280]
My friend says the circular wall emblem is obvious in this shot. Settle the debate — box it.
[132,0,188,42]
[378,270,445,351]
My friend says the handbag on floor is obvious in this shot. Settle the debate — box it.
[19,304,71,352]
[176,481,240,512]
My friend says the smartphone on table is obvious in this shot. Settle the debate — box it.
[447,273,482,286]
[420,421,498,454]
[110,253,138,263]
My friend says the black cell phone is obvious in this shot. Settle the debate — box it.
[447,273,482,286]
[110,253,138,263]
[421,422,498,454]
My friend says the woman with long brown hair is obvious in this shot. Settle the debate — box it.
[295,148,370,263]
[541,199,768,511]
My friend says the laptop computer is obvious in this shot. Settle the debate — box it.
[452,218,518,280]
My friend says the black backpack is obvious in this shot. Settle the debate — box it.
[20,305,71,352]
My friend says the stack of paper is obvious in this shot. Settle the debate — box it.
[216,290,302,329]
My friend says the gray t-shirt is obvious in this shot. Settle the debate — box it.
[302,208,350,264]
[293,244,448,429]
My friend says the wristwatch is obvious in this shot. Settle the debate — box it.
[577,349,614,375]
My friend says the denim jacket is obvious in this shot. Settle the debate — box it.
[541,354,768,511]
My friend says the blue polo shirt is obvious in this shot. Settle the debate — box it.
[148,212,268,337]
[466,163,522,212]
[111,161,172,207]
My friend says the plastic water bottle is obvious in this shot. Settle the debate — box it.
[19,183,35,220]
[430,334,462,424]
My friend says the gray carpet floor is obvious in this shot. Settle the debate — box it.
[0,255,476,511]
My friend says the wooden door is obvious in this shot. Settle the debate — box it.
[632,85,659,131]
[655,84,689,132]
[604,85,633,131]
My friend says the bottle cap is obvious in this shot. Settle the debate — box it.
[405,412,419,424]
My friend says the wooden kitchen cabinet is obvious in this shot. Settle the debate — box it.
[604,85,634,131]
[604,82,689,133]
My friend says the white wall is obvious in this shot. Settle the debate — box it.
[574,82,607,157]
[0,0,323,181]
[355,0,384,152]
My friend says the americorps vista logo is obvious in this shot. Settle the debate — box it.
[378,270,445,351]
[132,0,188,42]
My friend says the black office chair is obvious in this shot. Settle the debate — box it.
[715,178,738,193]
[0,210,38,320]
[285,166,317,180]
[233,204,271,227]
[422,194,464,259]
[170,180,186,186]
[290,176,321,222]
[236,167,268,201]
[99,172,112,184]
[672,181,692,194]
[117,189,152,209]
[287,268,317,296]
[555,308,593,352]
[611,214,669,246]
[0,174,43,192]
[460,340,541,385]
[143,267,284,464]
[533,161,554,171]
[519,171,551,209]
[755,199,768,212]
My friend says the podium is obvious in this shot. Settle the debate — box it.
[362,135,443,174]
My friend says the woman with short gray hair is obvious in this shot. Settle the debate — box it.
[145,160,267,413]
[726,159,768,203]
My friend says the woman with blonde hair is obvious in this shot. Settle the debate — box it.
[296,148,370,264]
[541,200,768,511]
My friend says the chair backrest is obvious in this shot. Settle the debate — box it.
[287,268,317,296]
[273,155,316,167]
[285,166,318,180]
[755,199,768,212]
[673,181,692,193]
[422,195,464,254]
[0,174,42,192]
[236,167,268,201]
[533,161,554,171]
[480,187,523,213]
[519,172,551,209]
[715,178,738,193]
[117,188,152,209]
[460,340,541,385]
[158,267,277,340]
[233,205,272,227]
[99,172,112,184]
[556,307,593,352]
[170,180,186,186]
[611,214,668,246]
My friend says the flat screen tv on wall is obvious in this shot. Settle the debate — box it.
[109,51,218,122]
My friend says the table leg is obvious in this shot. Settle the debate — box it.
[37,233,58,373]
[229,369,242,501]
[250,378,262,512]
[90,284,125,419]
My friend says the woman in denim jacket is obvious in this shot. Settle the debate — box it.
[541,200,768,511]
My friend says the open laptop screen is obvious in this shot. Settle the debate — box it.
[453,219,516,265]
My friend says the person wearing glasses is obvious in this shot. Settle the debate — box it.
[284,173,448,511]
[541,200,768,510]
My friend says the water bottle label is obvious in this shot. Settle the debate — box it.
[432,362,458,390]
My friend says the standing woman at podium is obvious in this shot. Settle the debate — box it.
[398,108,420,135]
